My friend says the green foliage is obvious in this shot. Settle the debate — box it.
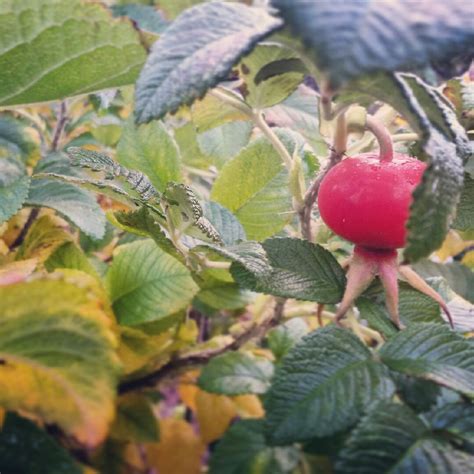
[273,0,474,88]
[0,0,146,106]
[198,352,274,395]
[209,419,300,474]
[116,119,181,192]
[106,239,198,325]
[231,238,346,303]
[0,1,473,471]
[211,136,292,240]
[264,326,395,444]
[335,401,474,473]
[28,153,107,239]
[0,157,30,224]
[0,413,81,474]
[380,323,474,396]
[134,2,282,122]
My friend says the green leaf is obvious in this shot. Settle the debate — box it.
[157,0,205,20]
[117,119,181,192]
[273,0,474,88]
[111,207,181,261]
[134,1,282,122]
[192,93,250,133]
[335,401,474,474]
[0,276,121,447]
[453,173,474,231]
[266,318,309,361]
[380,323,474,397]
[198,352,274,395]
[0,116,37,161]
[174,122,213,169]
[264,326,395,445]
[203,201,246,246]
[0,0,146,106]
[211,135,292,240]
[163,182,222,244]
[110,394,159,443]
[413,260,474,304]
[239,42,305,109]
[358,281,444,336]
[111,4,169,34]
[0,413,81,474]
[197,120,253,168]
[45,242,100,279]
[209,419,300,474]
[428,403,474,450]
[232,238,346,304]
[106,239,199,325]
[27,153,106,239]
[356,297,398,339]
[265,85,327,155]
[393,374,441,413]
[196,283,255,311]
[0,157,30,224]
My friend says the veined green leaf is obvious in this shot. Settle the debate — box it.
[335,401,474,473]
[0,157,30,224]
[453,173,474,231]
[106,239,199,325]
[0,0,146,106]
[380,323,474,397]
[116,120,181,193]
[135,1,282,122]
[264,326,395,444]
[202,202,246,246]
[199,352,274,395]
[273,0,474,88]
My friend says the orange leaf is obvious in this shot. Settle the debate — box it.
[146,418,205,474]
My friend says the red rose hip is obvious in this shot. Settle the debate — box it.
[318,152,426,250]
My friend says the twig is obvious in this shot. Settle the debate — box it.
[9,208,39,250]
[300,112,347,240]
[50,101,68,151]
[118,298,286,394]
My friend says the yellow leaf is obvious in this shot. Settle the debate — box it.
[195,390,237,443]
[0,258,37,286]
[436,231,473,262]
[177,318,199,343]
[15,214,70,263]
[0,276,121,447]
[178,370,200,412]
[233,394,265,419]
[146,418,205,474]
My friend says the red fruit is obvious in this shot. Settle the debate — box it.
[318,152,426,250]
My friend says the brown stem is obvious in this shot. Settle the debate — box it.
[365,115,393,162]
[9,208,39,250]
[50,101,68,152]
[118,298,286,394]
[300,113,347,240]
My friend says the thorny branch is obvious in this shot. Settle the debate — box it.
[119,298,286,394]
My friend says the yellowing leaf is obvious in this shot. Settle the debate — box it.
[233,394,265,419]
[177,318,199,343]
[195,390,237,443]
[436,231,473,262]
[0,277,121,447]
[146,418,205,474]
[15,214,70,263]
